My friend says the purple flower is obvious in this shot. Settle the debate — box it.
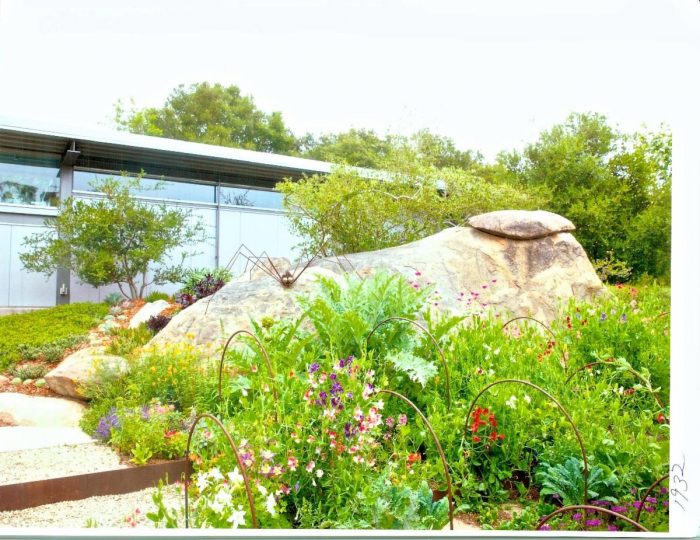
[591,500,610,507]
[294,482,300,492]
[572,513,582,521]
[608,525,619,531]
[398,414,408,426]
[585,519,602,527]
[95,408,119,440]
[611,505,627,514]
[600,313,607,321]
[633,501,642,509]
[139,405,150,420]
[644,504,655,513]
[330,381,343,396]
[316,391,328,406]
[540,524,551,531]
[647,497,657,504]
[308,363,320,374]
[620,313,627,323]
[339,356,354,369]
[660,487,668,495]
[330,396,343,410]
[344,422,357,439]
[663,500,669,508]
[386,416,395,428]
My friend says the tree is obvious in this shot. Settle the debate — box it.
[278,156,543,258]
[495,113,671,281]
[20,176,207,299]
[300,128,483,171]
[114,82,298,154]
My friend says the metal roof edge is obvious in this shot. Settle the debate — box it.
[0,115,334,174]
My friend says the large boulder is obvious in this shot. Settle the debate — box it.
[0,393,85,427]
[151,267,342,352]
[152,212,604,350]
[44,347,129,400]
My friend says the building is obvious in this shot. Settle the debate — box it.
[0,117,332,312]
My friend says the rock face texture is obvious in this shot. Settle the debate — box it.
[0,393,85,427]
[468,209,575,240]
[129,300,170,329]
[153,211,604,349]
[44,347,129,400]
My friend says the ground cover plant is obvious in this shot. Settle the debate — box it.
[80,271,670,531]
[0,302,108,369]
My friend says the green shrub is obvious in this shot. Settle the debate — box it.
[0,303,107,369]
[180,267,232,295]
[8,363,49,380]
[145,291,171,303]
[106,326,153,357]
[104,292,124,306]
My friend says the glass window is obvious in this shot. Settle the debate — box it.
[219,185,283,209]
[0,155,60,207]
[74,171,215,204]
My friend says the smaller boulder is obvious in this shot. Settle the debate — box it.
[129,300,170,329]
[467,210,575,240]
[44,347,128,400]
[0,374,8,385]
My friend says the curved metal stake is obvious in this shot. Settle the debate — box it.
[219,329,279,421]
[536,504,648,532]
[463,379,589,505]
[376,389,455,530]
[367,317,452,405]
[634,472,669,523]
[184,413,258,528]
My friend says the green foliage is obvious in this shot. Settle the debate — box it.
[0,303,107,369]
[104,292,124,306]
[535,457,618,506]
[592,251,633,283]
[145,291,171,303]
[496,113,671,281]
[115,82,298,154]
[298,272,429,356]
[106,326,153,357]
[180,267,233,295]
[384,350,437,387]
[20,175,207,299]
[279,160,542,257]
[8,363,49,380]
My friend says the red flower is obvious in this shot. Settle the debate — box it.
[472,435,481,443]
[657,413,666,424]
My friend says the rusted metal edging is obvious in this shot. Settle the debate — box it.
[0,458,191,512]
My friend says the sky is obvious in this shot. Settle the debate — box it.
[0,0,698,160]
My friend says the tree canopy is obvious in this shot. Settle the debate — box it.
[115,82,298,154]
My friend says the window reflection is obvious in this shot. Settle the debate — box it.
[74,171,215,204]
[0,159,60,207]
[219,186,283,209]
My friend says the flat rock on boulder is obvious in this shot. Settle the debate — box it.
[44,347,128,400]
[468,209,575,240]
[153,212,603,350]
[129,300,170,329]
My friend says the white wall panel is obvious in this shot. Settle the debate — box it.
[0,224,11,307]
[8,224,55,307]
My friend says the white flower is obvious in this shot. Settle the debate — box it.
[227,467,244,487]
[375,399,385,410]
[228,505,246,528]
[524,394,531,404]
[257,483,268,496]
[261,449,275,461]
[210,488,232,514]
[195,473,209,492]
[316,469,324,478]
[208,467,224,482]
[505,395,517,409]
[265,493,277,516]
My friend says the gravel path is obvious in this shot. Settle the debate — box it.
[0,485,182,528]
[0,442,126,484]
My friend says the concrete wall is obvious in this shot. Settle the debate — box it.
[0,210,57,308]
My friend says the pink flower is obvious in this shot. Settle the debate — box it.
[305,461,315,473]
[287,456,298,471]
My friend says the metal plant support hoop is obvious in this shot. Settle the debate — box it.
[184,413,258,528]
[634,472,670,523]
[367,317,452,405]
[564,361,665,410]
[376,389,455,530]
[536,504,648,532]
[463,379,590,505]
[219,329,279,420]
[501,316,557,342]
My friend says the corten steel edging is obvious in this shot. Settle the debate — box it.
[0,458,192,512]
